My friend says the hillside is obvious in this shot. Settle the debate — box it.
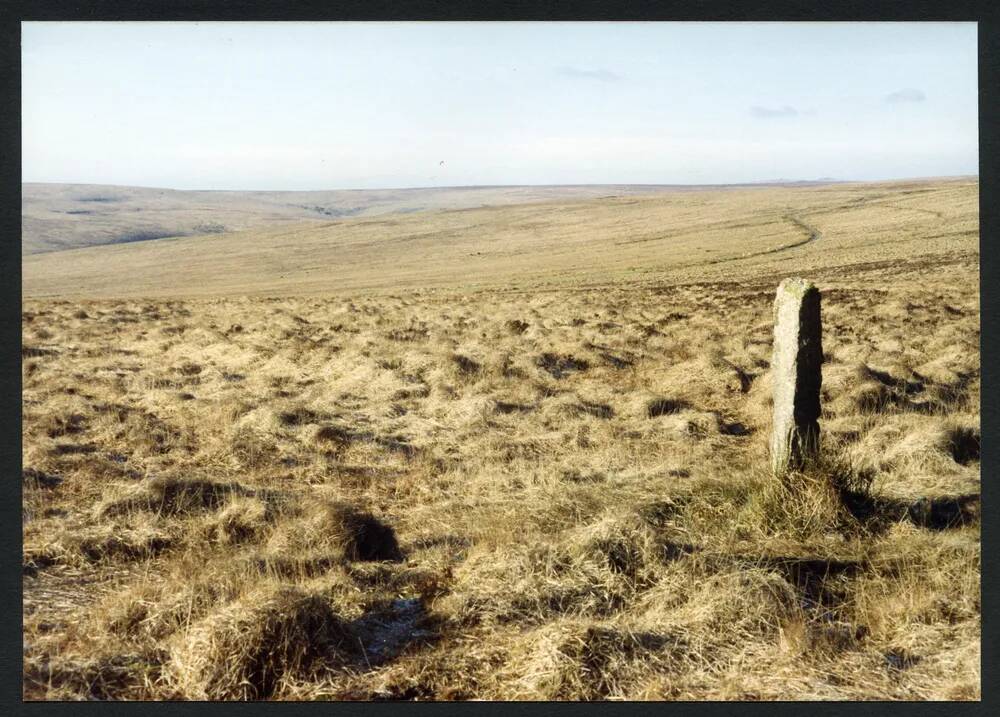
[22,182,757,255]
[22,178,977,298]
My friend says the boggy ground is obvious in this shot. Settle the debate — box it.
[22,262,979,700]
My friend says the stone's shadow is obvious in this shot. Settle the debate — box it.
[839,490,980,532]
[857,366,978,416]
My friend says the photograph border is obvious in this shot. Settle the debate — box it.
[1,1,995,714]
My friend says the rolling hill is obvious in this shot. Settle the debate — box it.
[23,178,977,298]
[22,182,789,255]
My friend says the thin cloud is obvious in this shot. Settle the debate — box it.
[886,88,926,103]
[750,105,799,118]
[555,66,622,82]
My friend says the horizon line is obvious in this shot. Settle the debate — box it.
[20,174,979,194]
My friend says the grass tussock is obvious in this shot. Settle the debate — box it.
[167,586,357,700]
[444,514,663,627]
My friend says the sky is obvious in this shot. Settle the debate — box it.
[22,22,978,191]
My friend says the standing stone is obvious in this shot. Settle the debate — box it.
[770,278,823,475]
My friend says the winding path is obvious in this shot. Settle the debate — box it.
[704,213,821,266]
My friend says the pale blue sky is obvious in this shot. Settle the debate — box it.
[22,22,978,190]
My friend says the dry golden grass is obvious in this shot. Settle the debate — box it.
[22,178,979,700]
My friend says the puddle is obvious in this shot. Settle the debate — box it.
[355,598,431,666]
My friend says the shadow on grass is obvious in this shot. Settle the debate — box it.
[839,490,980,532]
